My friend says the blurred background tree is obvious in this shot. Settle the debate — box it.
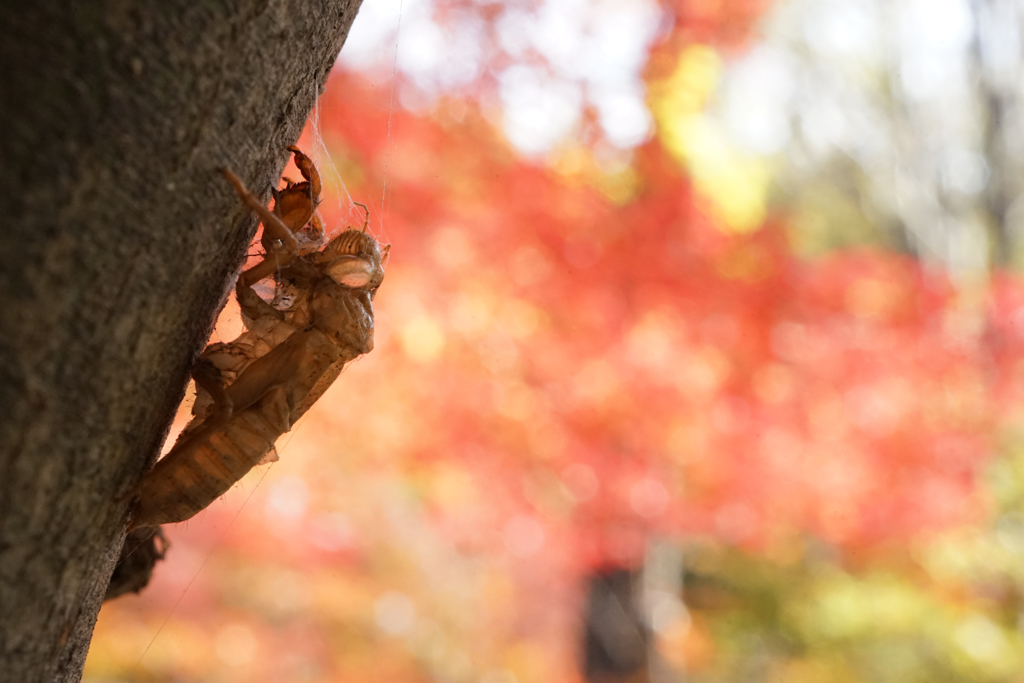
[84,1,1024,682]
[705,0,1024,277]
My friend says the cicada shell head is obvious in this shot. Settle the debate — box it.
[314,229,386,291]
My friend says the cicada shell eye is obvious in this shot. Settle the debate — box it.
[328,256,375,288]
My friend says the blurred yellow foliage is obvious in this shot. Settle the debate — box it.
[652,45,770,234]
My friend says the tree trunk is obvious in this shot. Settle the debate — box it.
[582,569,652,682]
[0,1,362,680]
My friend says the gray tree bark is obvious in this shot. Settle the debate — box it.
[0,1,363,680]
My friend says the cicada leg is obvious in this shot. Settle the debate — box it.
[287,145,322,202]
[221,168,299,286]
[191,358,233,421]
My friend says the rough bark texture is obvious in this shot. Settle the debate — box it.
[0,1,362,680]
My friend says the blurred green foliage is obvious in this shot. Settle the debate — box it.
[674,429,1024,682]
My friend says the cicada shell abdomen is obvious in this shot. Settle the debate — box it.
[128,322,357,530]
[129,390,289,529]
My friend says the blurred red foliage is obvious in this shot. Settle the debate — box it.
[301,70,1010,569]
